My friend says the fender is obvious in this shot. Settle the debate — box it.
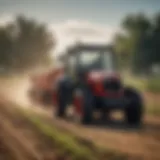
[53,75,73,106]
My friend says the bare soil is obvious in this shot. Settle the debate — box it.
[32,107,160,160]
[0,100,68,160]
[0,139,17,160]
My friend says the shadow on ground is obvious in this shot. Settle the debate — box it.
[66,116,160,133]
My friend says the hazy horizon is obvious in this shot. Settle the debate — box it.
[1,0,160,56]
[1,0,160,26]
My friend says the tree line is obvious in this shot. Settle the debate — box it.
[0,15,54,74]
[0,13,159,75]
[114,12,160,74]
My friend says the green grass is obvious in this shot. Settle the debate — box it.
[123,73,160,93]
[17,108,128,160]
[146,77,160,93]
[30,116,95,160]
[146,105,160,116]
[122,73,147,91]
[121,73,160,117]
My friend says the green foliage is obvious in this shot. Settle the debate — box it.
[114,12,160,74]
[30,117,95,160]
[122,72,147,91]
[0,27,13,68]
[147,104,160,116]
[122,72,160,93]
[147,77,160,93]
[0,15,55,74]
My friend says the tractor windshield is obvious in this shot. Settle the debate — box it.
[77,50,115,71]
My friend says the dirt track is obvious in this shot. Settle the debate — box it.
[0,139,16,160]
[0,100,63,160]
[0,76,160,160]
[26,106,159,160]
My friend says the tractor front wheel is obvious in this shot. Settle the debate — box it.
[73,89,94,125]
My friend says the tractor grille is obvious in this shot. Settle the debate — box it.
[103,79,121,92]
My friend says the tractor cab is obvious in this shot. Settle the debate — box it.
[66,44,116,73]
[62,43,121,97]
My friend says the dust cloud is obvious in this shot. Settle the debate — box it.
[0,75,32,107]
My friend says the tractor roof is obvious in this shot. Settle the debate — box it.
[58,43,114,63]
[67,43,113,55]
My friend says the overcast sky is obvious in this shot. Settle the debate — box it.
[1,0,160,26]
[0,0,160,55]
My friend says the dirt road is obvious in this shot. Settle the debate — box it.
[2,95,160,160]
[1,76,160,160]
[26,105,159,160]
[0,139,17,160]
[0,101,62,160]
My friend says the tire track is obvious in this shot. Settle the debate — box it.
[0,105,42,160]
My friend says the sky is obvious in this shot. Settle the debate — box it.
[0,0,160,55]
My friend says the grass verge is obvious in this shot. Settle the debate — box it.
[122,74,160,117]
[146,105,160,117]
[146,77,160,93]
[17,107,128,160]
[122,73,147,91]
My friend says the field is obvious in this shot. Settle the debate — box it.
[0,74,160,160]
[122,73,160,116]
[0,97,129,160]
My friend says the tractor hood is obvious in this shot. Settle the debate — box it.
[86,70,122,97]
[86,70,120,83]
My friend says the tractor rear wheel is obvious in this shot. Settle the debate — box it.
[55,78,72,118]
[124,87,143,126]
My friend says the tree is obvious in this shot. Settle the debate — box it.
[0,26,13,69]
[0,15,55,73]
[12,15,55,71]
[114,34,130,68]
[150,13,160,65]
[114,13,155,74]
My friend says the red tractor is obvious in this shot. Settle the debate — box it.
[53,43,144,125]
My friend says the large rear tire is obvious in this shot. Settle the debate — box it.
[124,87,144,125]
[55,77,73,118]
[125,101,143,125]
[74,89,94,125]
